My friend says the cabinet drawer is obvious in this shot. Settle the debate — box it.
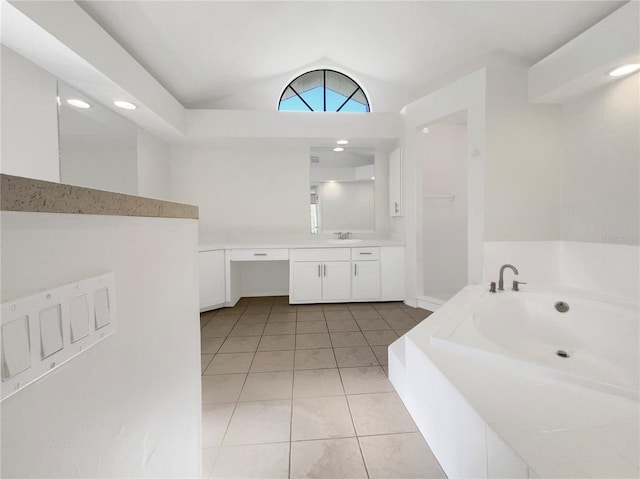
[291,248,350,262]
[229,248,289,261]
[351,247,380,260]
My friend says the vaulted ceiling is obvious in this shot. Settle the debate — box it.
[77,1,625,112]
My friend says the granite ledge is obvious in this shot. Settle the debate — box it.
[1,174,198,219]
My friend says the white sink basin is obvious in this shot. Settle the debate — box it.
[328,239,363,244]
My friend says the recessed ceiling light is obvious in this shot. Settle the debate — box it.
[336,140,349,145]
[114,100,137,110]
[333,147,344,152]
[609,64,640,77]
[67,98,91,109]
[422,127,429,133]
[371,177,375,180]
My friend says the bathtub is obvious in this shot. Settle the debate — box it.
[432,289,640,400]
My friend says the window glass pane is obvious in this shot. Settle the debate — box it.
[290,71,323,97]
[325,88,350,111]
[350,89,369,108]
[325,70,357,98]
[279,87,312,111]
[339,98,369,112]
[299,86,324,111]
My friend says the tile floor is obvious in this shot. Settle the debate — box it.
[200,296,447,479]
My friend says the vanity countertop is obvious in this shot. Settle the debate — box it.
[1,174,198,219]
[198,236,404,252]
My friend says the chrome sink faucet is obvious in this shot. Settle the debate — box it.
[334,232,351,240]
[498,264,518,291]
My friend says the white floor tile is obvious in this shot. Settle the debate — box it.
[359,432,446,479]
[202,354,214,374]
[202,403,235,448]
[229,323,265,337]
[239,371,293,402]
[290,438,367,479]
[202,447,219,479]
[204,352,254,375]
[294,348,337,370]
[347,392,418,436]
[202,374,246,404]
[201,337,225,354]
[296,321,328,333]
[296,333,332,349]
[293,369,344,398]
[211,443,289,479]
[257,334,295,351]
[339,366,395,395]
[224,399,291,445]
[297,311,325,321]
[292,396,355,441]
[263,322,296,335]
[250,350,295,372]
[218,335,260,353]
[334,347,378,367]
[326,319,360,332]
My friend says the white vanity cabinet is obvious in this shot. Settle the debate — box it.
[352,247,381,300]
[198,250,226,312]
[290,246,404,303]
[290,249,351,302]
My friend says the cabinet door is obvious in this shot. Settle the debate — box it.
[199,250,226,311]
[292,262,323,302]
[380,246,405,300]
[322,261,352,301]
[389,147,403,217]
[352,261,381,300]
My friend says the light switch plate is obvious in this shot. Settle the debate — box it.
[1,316,31,381]
[94,288,110,329]
[1,272,116,401]
[39,305,63,359]
[69,295,90,343]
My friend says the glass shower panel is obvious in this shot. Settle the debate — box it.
[420,121,468,302]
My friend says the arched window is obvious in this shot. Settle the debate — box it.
[279,69,370,112]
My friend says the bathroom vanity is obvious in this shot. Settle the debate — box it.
[198,241,405,311]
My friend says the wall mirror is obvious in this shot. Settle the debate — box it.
[57,82,138,195]
[310,146,375,234]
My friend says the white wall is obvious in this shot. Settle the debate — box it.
[171,141,310,239]
[420,124,468,300]
[483,241,638,301]
[138,129,172,200]
[484,59,563,242]
[0,46,60,182]
[319,181,374,232]
[1,211,201,478]
[561,74,639,245]
[59,135,138,195]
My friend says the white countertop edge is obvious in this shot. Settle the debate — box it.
[198,238,405,251]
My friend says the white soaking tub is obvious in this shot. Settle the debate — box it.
[389,284,640,478]
[432,289,639,400]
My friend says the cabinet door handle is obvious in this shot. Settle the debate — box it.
[395,202,399,213]
[253,253,267,256]
[354,264,357,276]
[359,252,372,255]
[323,264,327,277]
[318,264,321,277]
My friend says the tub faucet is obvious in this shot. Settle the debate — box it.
[498,264,518,291]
